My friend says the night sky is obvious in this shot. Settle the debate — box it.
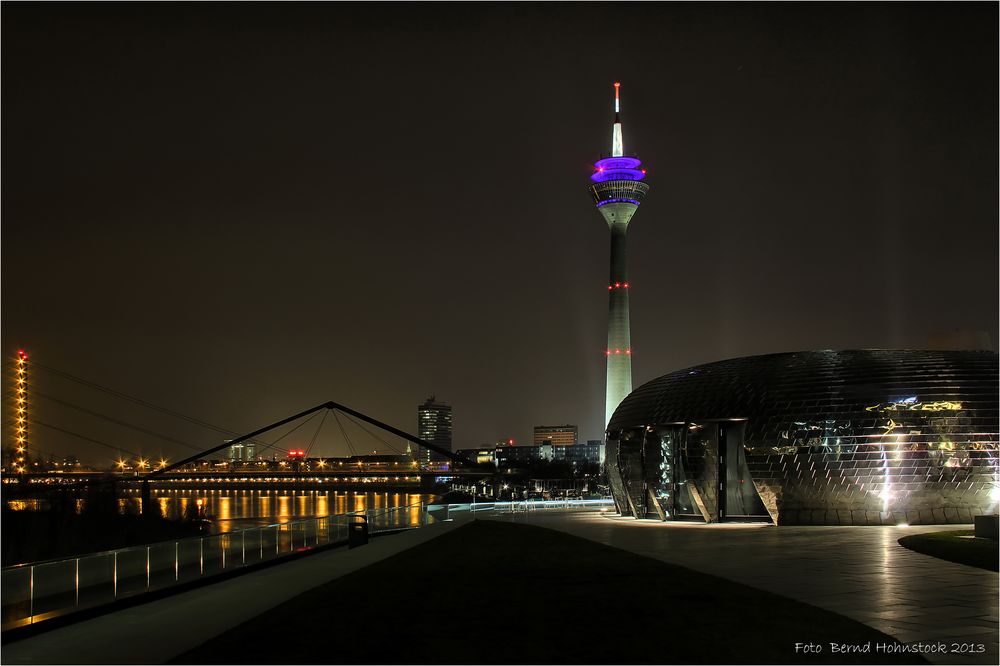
[3,3,997,464]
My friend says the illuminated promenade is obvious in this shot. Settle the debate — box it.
[503,512,999,665]
[3,503,996,664]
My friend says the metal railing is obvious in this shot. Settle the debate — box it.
[1,499,612,630]
[426,498,614,520]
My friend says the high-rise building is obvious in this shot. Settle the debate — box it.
[417,396,452,462]
[589,82,650,427]
[533,425,578,447]
[227,440,255,462]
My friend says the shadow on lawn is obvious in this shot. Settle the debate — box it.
[898,530,998,572]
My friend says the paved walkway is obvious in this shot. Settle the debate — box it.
[2,517,470,665]
[503,512,998,665]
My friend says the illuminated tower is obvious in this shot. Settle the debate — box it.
[13,350,28,473]
[589,82,649,427]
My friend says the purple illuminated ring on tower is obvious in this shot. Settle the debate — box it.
[597,157,642,169]
[592,156,647,182]
[596,198,641,207]
[589,179,650,206]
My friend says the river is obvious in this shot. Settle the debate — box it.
[7,488,437,535]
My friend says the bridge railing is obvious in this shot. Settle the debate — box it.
[1,499,612,631]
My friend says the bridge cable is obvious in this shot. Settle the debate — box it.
[338,410,406,456]
[249,412,320,458]
[8,442,76,463]
[33,392,210,454]
[27,361,273,451]
[302,409,329,459]
[331,409,358,457]
[29,419,142,459]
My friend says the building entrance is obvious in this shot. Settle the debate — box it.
[609,421,770,523]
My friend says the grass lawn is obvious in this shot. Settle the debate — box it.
[173,519,925,665]
[898,530,998,571]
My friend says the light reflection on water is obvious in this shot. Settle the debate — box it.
[122,489,436,534]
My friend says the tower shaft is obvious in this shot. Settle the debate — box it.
[601,205,637,425]
[589,82,649,429]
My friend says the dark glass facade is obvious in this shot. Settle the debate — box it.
[606,350,999,525]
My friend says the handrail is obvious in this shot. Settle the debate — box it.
[1,499,612,630]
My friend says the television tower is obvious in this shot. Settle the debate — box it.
[589,82,650,427]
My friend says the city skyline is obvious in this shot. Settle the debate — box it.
[3,3,997,464]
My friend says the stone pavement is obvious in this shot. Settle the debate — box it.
[2,516,471,665]
[504,511,998,665]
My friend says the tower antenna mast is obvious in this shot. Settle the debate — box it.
[612,82,624,157]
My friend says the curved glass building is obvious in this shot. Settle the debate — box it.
[606,350,999,525]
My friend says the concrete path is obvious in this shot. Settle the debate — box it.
[503,512,998,665]
[2,517,470,665]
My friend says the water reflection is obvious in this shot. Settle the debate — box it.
[277,495,291,519]
[118,489,434,534]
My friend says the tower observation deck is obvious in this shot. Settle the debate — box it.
[589,82,650,428]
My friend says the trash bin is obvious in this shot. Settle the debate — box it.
[348,515,369,549]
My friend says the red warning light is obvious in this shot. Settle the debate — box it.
[623,282,629,288]
[614,282,620,288]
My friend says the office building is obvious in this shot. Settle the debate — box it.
[227,440,255,462]
[533,425,578,447]
[418,396,452,463]
[455,447,498,465]
[495,445,542,468]
[555,440,605,466]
